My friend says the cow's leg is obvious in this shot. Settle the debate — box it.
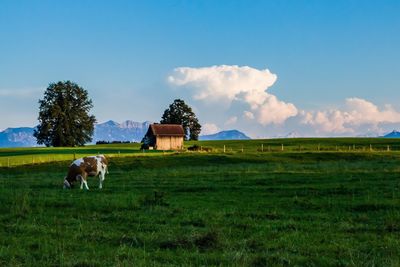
[79,174,89,190]
[99,171,105,189]
[83,174,89,190]
[77,175,83,189]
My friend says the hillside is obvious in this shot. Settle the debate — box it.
[384,130,400,138]
[1,142,400,265]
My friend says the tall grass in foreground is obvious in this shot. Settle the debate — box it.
[0,148,400,266]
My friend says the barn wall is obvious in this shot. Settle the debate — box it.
[155,136,183,150]
[170,136,183,150]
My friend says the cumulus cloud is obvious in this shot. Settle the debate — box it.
[202,123,220,135]
[225,116,238,125]
[168,65,298,125]
[243,111,255,120]
[167,65,400,136]
[255,94,298,125]
[302,98,400,133]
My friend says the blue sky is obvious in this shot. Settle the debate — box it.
[1,0,400,137]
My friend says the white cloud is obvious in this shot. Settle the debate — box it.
[255,94,298,125]
[302,98,400,133]
[243,111,255,120]
[168,65,297,125]
[345,98,400,125]
[225,116,238,125]
[301,110,352,133]
[202,123,220,135]
[168,65,277,101]
[167,65,400,136]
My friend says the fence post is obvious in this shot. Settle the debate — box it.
[387,145,390,152]
[241,146,244,153]
[261,144,263,152]
[281,144,284,151]
[370,144,372,152]
[224,145,226,153]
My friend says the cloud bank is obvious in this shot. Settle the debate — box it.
[168,65,400,137]
[168,65,298,126]
[302,98,400,134]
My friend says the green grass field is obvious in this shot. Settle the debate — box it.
[1,138,400,266]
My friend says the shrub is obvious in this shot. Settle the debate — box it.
[187,145,212,152]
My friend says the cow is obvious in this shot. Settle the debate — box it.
[63,155,109,190]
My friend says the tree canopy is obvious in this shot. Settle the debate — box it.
[160,99,201,140]
[34,81,96,147]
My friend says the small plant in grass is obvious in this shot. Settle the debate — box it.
[137,191,169,207]
[159,230,219,251]
[12,191,31,218]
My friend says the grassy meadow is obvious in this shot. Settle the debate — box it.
[1,138,400,266]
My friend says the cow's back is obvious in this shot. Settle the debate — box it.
[83,156,99,176]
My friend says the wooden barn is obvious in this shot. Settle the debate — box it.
[142,124,185,150]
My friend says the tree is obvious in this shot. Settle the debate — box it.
[160,99,201,140]
[34,81,96,147]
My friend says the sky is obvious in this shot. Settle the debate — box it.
[1,0,400,137]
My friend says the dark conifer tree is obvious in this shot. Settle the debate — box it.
[160,99,201,140]
[34,81,96,147]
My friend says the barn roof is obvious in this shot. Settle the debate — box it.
[150,124,185,136]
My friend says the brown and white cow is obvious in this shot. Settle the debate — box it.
[63,155,109,190]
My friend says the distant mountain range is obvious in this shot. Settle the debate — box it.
[94,120,152,143]
[200,130,251,141]
[0,121,252,147]
[1,123,399,148]
[0,120,153,148]
[283,131,301,138]
[0,127,38,147]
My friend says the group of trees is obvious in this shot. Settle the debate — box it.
[34,81,201,147]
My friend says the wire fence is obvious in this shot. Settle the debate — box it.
[0,150,167,168]
[188,143,400,153]
[1,143,400,168]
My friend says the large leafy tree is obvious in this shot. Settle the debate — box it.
[160,99,201,140]
[34,81,96,147]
